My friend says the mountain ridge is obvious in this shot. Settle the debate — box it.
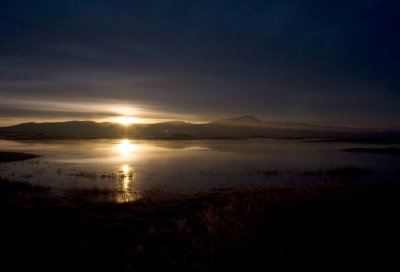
[213,116,265,126]
[0,116,397,140]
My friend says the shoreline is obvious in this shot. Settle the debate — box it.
[343,147,400,155]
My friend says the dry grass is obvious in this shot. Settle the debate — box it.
[298,166,370,178]
[1,179,399,271]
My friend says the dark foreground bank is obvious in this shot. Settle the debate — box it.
[0,151,38,162]
[1,179,399,272]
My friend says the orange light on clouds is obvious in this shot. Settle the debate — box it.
[0,96,205,127]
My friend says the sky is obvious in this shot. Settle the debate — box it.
[1,0,399,128]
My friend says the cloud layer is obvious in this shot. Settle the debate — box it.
[1,0,399,127]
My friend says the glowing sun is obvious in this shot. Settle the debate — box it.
[114,116,143,125]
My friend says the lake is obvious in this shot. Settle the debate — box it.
[0,139,399,201]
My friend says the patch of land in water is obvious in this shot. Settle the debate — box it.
[1,178,399,271]
[307,138,400,144]
[0,151,39,162]
[343,147,400,155]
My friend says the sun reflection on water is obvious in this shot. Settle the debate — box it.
[115,163,136,203]
[120,164,132,190]
[113,139,146,202]
[116,139,137,157]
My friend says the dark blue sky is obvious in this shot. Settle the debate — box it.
[1,0,399,127]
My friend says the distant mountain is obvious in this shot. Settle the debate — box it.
[0,116,398,140]
[213,116,265,126]
[0,121,125,138]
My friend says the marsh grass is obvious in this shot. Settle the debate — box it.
[65,187,127,200]
[250,169,282,176]
[1,178,399,271]
[61,186,172,203]
[0,178,51,195]
[68,171,99,179]
[199,169,282,177]
[298,166,370,178]
[69,170,135,180]
[199,167,370,181]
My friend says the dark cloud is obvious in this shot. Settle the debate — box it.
[1,0,399,127]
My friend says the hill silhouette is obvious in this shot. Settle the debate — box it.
[213,116,264,126]
[0,116,398,140]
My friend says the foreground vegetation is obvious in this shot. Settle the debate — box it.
[1,178,399,272]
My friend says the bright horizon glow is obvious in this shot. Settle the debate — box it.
[113,116,145,125]
[0,97,208,126]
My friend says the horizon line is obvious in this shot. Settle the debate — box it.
[1,116,399,131]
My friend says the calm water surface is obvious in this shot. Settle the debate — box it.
[0,139,399,201]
